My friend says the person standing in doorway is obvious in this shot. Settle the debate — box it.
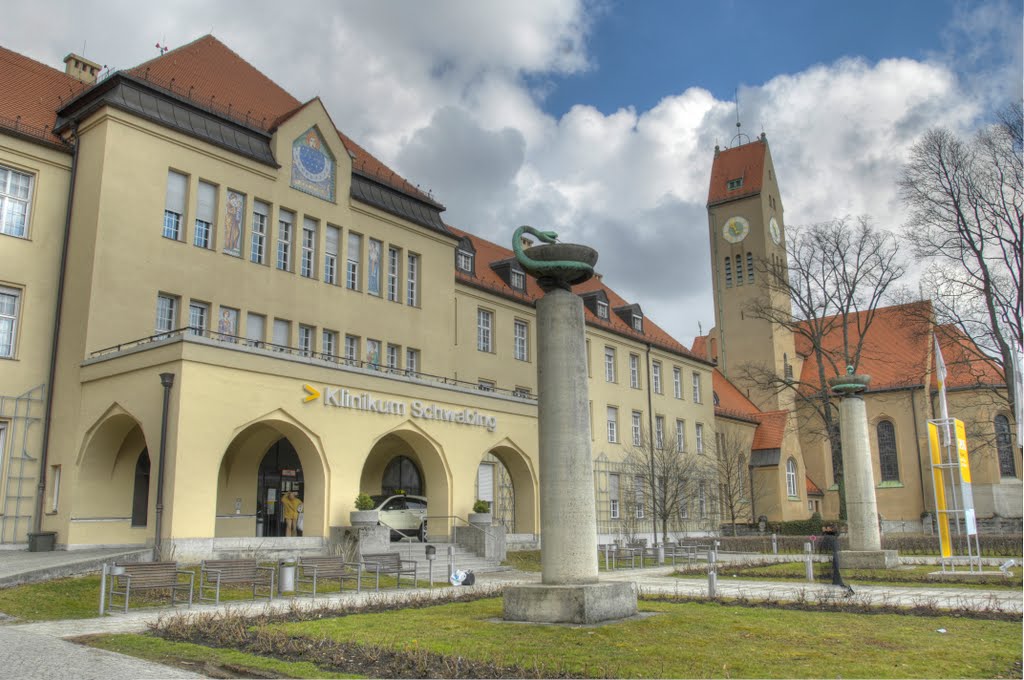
[282,491,303,537]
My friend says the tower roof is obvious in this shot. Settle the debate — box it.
[707,136,767,207]
[0,45,85,146]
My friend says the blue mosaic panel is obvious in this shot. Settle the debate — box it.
[290,127,336,202]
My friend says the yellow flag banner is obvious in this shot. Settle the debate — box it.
[954,419,978,535]
[927,422,952,558]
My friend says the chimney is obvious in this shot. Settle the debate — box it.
[63,53,101,84]
[520,235,533,250]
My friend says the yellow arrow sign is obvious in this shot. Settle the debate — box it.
[302,384,321,403]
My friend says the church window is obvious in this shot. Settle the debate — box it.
[724,257,732,287]
[746,252,754,282]
[995,415,1017,477]
[734,255,743,285]
[727,177,743,191]
[786,458,798,497]
[877,420,899,482]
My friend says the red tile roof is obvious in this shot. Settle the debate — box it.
[806,476,824,496]
[707,138,766,206]
[448,226,705,361]
[0,46,85,146]
[712,368,759,422]
[751,410,788,450]
[933,323,1005,389]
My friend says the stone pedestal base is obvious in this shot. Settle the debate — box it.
[840,549,900,569]
[503,582,638,624]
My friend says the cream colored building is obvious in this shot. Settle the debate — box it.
[0,37,717,556]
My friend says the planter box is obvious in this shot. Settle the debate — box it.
[468,512,492,525]
[350,510,379,528]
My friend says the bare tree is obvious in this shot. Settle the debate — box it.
[899,104,1023,430]
[620,424,711,544]
[711,427,762,536]
[743,216,905,509]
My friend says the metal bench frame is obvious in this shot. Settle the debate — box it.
[199,559,275,605]
[361,552,417,589]
[106,561,194,614]
[295,556,363,598]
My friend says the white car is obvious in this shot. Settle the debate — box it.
[371,494,428,541]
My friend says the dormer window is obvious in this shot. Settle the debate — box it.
[631,314,643,332]
[456,249,474,272]
[511,269,526,291]
[727,177,743,191]
[596,300,609,319]
[614,303,643,333]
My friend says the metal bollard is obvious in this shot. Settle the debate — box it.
[707,548,717,598]
[447,545,455,581]
[804,542,814,582]
[604,544,611,571]
[99,563,108,615]
[771,533,778,555]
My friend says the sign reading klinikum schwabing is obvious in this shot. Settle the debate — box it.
[302,384,498,432]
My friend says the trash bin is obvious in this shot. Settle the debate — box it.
[278,561,296,594]
[27,531,56,552]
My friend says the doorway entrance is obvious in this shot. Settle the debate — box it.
[382,455,423,496]
[256,438,304,537]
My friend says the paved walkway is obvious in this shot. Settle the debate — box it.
[0,548,150,587]
[1,564,1020,679]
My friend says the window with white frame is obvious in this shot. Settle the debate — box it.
[346,233,361,290]
[322,329,338,357]
[606,406,618,443]
[609,472,620,519]
[695,422,704,454]
[163,170,186,240]
[692,372,702,402]
[679,492,689,519]
[477,308,493,352]
[0,423,6,480]
[250,200,268,264]
[629,354,640,389]
[324,225,340,284]
[387,343,400,371]
[631,411,642,446]
[48,464,61,513]
[478,379,495,392]
[631,314,643,332]
[604,346,616,382]
[456,248,474,273]
[344,335,359,363]
[155,294,177,335]
[510,269,526,291]
[387,246,400,301]
[513,319,528,361]
[0,165,33,237]
[272,318,290,349]
[277,209,293,271]
[786,457,798,497]
[194,180,216,249]
[596,299,609,319]
[698,481,707,518]
[673,366,682,399]
[0,287,21,358]
[300,217,316,278]
[298,324,314,356]
[513,386,531,398]
[655,415,665,449]
[634,475,645,518]
[652,361,662,393]
[406,253,419,306]
[188,301,209,335]
[245,312,265,345]
[405,347,419,375]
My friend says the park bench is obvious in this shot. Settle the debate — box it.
[106,561,194,614]
[361,552,417,589]
[198,558,275,605]
[295,556,362,598]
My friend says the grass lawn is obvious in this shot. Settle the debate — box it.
[504,549,664,572]
[674,561,1024,590]
[270,597,1021,678]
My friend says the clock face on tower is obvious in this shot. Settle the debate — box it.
[722,216,750,244]
[769,217,781,245]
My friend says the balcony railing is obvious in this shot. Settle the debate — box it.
[89,326,537,401]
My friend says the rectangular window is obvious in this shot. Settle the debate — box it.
[606,406,618,443]
[387,246,400,302]
[0,165,33,237]
[727,177,743,190]
[478,379,495,392]
[673,367,682,399]
[155,294,177,335]
[0,287,21,358]
[609,473,620,519]
[272,318,290,349]
[405,347,419,375]
[163,170,186,240]
[250,201,269,264]
[0,423,5,483]
[695,422,704,454]
[48,464,61,513]
[692,372,702,403]
[245,312,265,346]
[216,306,238,341]
[324,225,340,284]
[632,314,643,332]
[586,339,592,377]
[366,338,382,368]
[456,250,474,272]
[188,301,209,335]
[511,269,526,290]
[629,354,640,389]
[513,319,529,361]
[344,335,360,363]
[300,217,316,278]
[604,347,616,382]
[634,476,645,519]
[298,324,314,356]
[513,386,531,398]
[194,180,216,249]
[367,239,383,295]
[322,329,338,357]
[631,411,643,447]
[652,361,663,394]
[477,308,493,352]
[277,209,294,271]
[406,253,420,306]
[596,299,609,319]
[699,482,707,518]
[346,233,362,290]
[676,419,686,453]
[386,343,400,371]
[655,416,665,449]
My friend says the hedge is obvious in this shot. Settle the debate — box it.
[713,533,1022,557]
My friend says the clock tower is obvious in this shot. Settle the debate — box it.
[706,133,796,412]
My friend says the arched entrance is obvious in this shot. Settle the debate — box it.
[256,439,305,537]
[382,455,423,496]
[131,449,151,527]
[476,452,515,530]
[481,443,538,535]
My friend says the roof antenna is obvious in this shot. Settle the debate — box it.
[731,86,750,147]
[698,321,703,336]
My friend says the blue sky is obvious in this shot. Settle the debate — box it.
[2,0,1021,344]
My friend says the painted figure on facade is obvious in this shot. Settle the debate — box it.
[291,127,336,202]
[224,190,244,255]
[367,240,382,295]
